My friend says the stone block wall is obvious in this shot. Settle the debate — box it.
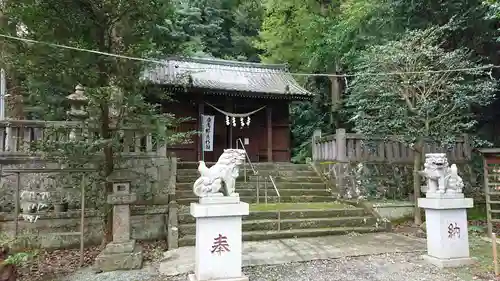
[0,157,172,212]
[0,205,168,249]
[0,155,176,249]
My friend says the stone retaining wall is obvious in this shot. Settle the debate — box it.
[371,201,414,221]
[0,205,168,249]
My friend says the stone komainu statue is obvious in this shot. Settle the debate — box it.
[193,149,246,197]
[420,153,464,194]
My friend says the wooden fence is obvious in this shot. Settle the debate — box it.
[312,128,472,164]
[0,119,167,158]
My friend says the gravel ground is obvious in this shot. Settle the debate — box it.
[56,252,474,281]
[163,252,470,281]
[59,264,160,281]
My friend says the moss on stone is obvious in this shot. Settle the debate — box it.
[249,202,352,212]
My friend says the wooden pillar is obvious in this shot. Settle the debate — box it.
[197,101,204,161]
[266,106,272,162]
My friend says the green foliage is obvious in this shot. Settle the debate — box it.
[257,0,316,69]
[163,0,263,60]
[4,252,33,265]
[3,0,182,117]
[468,225,485,234]
[0,2,198,189]
[257,0,500,161]
[0,233,37,266]
[346,25,497,146]
[257,0,403,161]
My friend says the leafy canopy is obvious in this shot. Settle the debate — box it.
[346,25,497,145]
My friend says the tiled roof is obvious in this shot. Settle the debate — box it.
[143,57,313,98]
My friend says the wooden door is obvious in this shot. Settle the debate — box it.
[232,126,259,162]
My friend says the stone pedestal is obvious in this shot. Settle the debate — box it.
[418,192,474,268]
[94,174,143,272]
[189,193,249,281]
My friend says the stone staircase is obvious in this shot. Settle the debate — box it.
[175,162,386,247]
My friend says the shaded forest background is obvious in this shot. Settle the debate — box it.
[1,0,500,162]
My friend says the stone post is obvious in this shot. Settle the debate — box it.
[189,193,249,281]
[311,129,322,161]
[94,170,143,272]
[418,153,474,268]
[335,128,347,197]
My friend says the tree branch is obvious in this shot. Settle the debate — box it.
[429,103,458,123]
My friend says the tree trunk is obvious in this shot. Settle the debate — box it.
[0,1,24,120]
[329,75,341,129]
[102,105,114,243]
[412,141,423,225]
[96,34,113,244]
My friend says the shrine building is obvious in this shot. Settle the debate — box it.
[144,57,313,162]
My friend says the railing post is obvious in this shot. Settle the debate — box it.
[14,171,20,236]
[264,180,268,204]
[312,129,322,161]
[277,210,281,232]
[244,157,247,183]
[256,175,260,204]
[335,128,347,197]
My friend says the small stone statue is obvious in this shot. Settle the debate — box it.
[420,153,464,194]
[193,149,246,197]
[445,164,464,194]
[420,153,449,194]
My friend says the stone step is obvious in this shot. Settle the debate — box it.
[176,175,324,184]
[178,207,369,224]
[176,169,318,177]
[178,216,378,236]
[177,174,248,183]
[177,162,312,171]
[178,226,385,247]
[177,195,335,205]
[176,188,331,199]
[266,176,323,183]
[175,182,327,191]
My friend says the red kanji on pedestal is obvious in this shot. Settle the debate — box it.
[210,234,230,255]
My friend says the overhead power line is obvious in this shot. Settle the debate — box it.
[0,33,498,78]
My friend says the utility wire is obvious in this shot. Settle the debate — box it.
[1,33,498,78]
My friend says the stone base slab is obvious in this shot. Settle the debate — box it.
[418,197,473,209]
[94,245,143,272]
[191,200,249,218]
[422,254,475,268]
[425,192,464,199]
[103,240,136,254]
[188,273,249,281]
[200,193,241,204]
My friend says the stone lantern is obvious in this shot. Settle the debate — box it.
[66,85,89,141]
[66,84,89,121]
[94,169,143,272]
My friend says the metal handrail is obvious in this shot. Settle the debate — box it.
[235,138,258,182]
[269,175,280,199]
[268,175,281,232]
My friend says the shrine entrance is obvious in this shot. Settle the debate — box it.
[201,101,267,163]
[154,57,309,163]
[479,148,500,237]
